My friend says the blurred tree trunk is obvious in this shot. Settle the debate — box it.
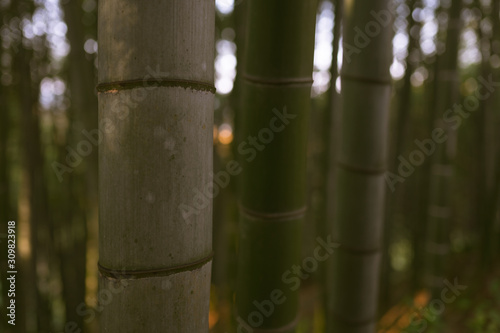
[236,0,317,331]
[413,48,441,291]
[98,1,215,331]
[330,0,393,331]
[380,0,419,311]
[324,0,342,331]
[0,69,13,333]
[53,158,87,331]
[424,0,462,295]
[212,12,229,296]
[212,143,238,333]
[477,0,500,267]
[211,5,249,333]
[62,0,98,191]
[491,0,500,256]
[18,44,53,332]
[232,0,248,167]
[57,1,97,329]
[1,5,26,333]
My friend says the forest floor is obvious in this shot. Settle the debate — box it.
[209,254,500,333]
[377,253,500,333]
[441,254,500,333]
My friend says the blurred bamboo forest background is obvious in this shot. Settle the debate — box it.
[1,0,500,332]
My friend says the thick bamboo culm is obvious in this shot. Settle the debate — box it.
[329,0,393,332]
[98,1,215,331]
[236,1,317,332]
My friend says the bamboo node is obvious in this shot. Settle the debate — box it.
[96,78,216,94]
[97,251,214,279]
[238,205,307,221]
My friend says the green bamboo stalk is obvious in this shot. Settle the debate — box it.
[18,35,54,333]
[0,60,12,333]
[227,5,248,332]
[490,0,500,257]
[324,1,343,332]
[424,0,462,295]
[98,1,215,331]
[477,0,500,266]
[329,0,393,331]
[59,1,97,328]
[236,1,317,332]
[414,51,440,292]
[477,0,493,267]
[380,0,419,311]
[1,7,25,332]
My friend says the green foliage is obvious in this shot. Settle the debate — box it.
[468,278,500,333]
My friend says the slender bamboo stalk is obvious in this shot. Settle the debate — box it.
[18,39,54,333]
[1,7,25,332]
[424,0,462,295]
[324,1,343,331]
[236,1,317,331]
[380,0,419,311]
[0,61,12,333]
[414,52,440,291]
[490,0,500,257]
[477,0,500,266]
[227,5,248,331]
[59,1,96,328]
[98,1,215,331]
[329,0,393,331]
[477,0,493,267]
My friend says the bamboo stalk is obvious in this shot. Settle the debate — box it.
[329,0,393,331]
[424,0,462,295]
[324,1,343,331]
[98,1,215,331]
[236,1,317,332]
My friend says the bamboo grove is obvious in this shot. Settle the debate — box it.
[1,0,500,332]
